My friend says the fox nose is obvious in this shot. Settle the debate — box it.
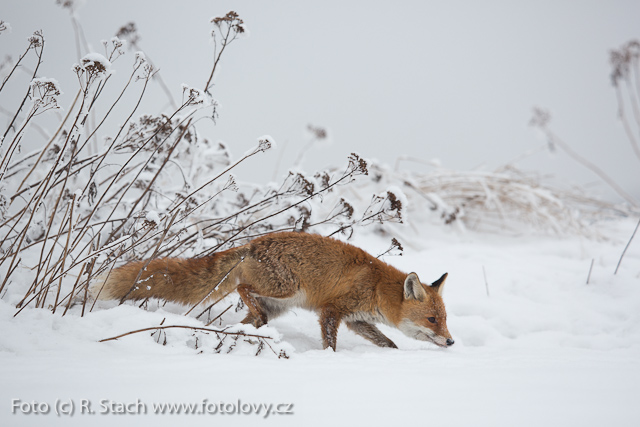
[446,338,455,346]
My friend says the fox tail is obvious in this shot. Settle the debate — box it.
[91,246,249,306]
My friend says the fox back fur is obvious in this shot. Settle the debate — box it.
[95,231,453,350]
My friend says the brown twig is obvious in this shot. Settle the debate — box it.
[204,304,234,326]
[98,324,274,343]
[586,259,595,284]
[614,217,640,274]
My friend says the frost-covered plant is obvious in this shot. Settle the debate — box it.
[526,38,640,208]
[204,11,247,94]
[0,11,399,338]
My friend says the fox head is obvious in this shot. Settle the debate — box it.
[398,272,454,348]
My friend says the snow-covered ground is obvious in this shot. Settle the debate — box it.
[1,218,639,426]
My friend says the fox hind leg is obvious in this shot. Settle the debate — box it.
[346,320,398,348]
[237,285,268,328]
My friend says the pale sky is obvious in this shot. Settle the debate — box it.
[3,0,640,203]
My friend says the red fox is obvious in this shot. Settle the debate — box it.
[95,232,453,351]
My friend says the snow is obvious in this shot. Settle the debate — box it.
[78,53,112,76]
[1,217,639,426]
[82,53,111,68]
[134,51,146,63]
[145,210,161,225]
[243,135,276,156]
[181,84,215,107]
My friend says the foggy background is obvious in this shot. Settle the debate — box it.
[3,0,639,203]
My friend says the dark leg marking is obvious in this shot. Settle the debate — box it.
[346,321,398,348]
[319,305,342,351]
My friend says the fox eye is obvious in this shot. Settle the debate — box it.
[427,317,436,323]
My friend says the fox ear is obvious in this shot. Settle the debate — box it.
[431,272,448,297]
[404,273,427,301]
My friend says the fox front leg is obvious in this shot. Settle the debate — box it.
[346,320,398,348]
[319,305,343,351]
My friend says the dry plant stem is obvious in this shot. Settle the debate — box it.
[2,35,44,142]
[170,181,233,228]
[623,79,640,139]
[0,44,32,93]
[75,62,144,156]
[0,109,40,182]
[74,119,190,260]
[1,79,90,260]
[15,225,153,316]
[195,293,230,320]
[204,304,233,326]
[8,153,99,206]
[328,196,399,237]
[69,14,87,61]
[52,194,76,313]
[34,197,73,309]
[198,190,284,234]
[98,325,274,343]
[614,217,640,275]
[127,38,177,109]
[72,103,191,250]
[633,55,640,104]
[2,148,39,178]
[65,112,189,267]
[73,68,151,201]
[98,112,194,246]
[2,257,21,294]
[204,23,234,93]
[614,84,640,162]
[483,266,490,297]
[0,110,80,296]
[142,57,177,110]
[82,257,96,317]
[544,129,637,205]
[31,139,83,308]
[119,210,181,303]
[587,259,595,284]
[121,118,193,223]
[183,257,244,316]
[87,230,156,313]
[61,261,87,316]
[15,89,82,195]
[166,144,269,220]
[204,168,356,256]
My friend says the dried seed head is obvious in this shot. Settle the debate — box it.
[348,153,369,176]
[30,78,62,111]
[391,237,404,252]
[257,136,275,152]
[81,56,108,74]
[226,175,239,192]
[315,171,331,191]
[307,124,328,140]
[339,198,354,219]
[28,31,43,48]
[116,22,140,47]
[387,191,402,213]
[609,40,640,86]
[0,21,10,35]
[529,107,551,128]
[211,11,246,34]
[295,173,315,196]
[56,0,78,11]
